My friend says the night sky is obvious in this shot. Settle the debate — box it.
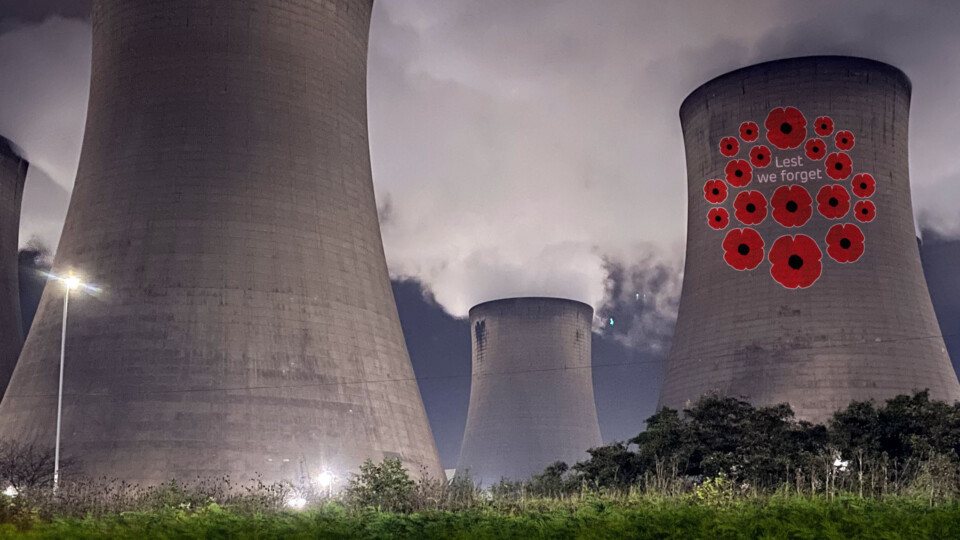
[3,1,960,469]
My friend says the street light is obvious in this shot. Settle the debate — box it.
[316,470,335,497]
[45,272,98,495]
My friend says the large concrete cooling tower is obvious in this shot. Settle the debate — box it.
[457,297,602,486]
[0,0,442,483]
[660,56,960,421]
[0,136,27,398]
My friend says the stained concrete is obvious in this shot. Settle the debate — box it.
[457,297,602,486]
[0,0,442,484]
[0,136,27,398]
[660,56,960,421]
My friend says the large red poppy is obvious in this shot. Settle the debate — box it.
[854,200,876,223]
[826,223,865,263]
[771,185,813,228]
[764,107,807,149]
[768,235,822,289]
[835,130,855,151]
[739,121,759,142]
[804,138,826,161]
[703,179,728,204]
[749,145,772,168]
[817,184,851,219]
[825,152,853,180]
[814,116,834,137]
[708,207,729,230]
[733,190,768,225]
[851,173,875,198]
[719,137,739,157]
[725,159,753,188]
[723,228,764,271]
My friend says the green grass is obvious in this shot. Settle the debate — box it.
[1,497,959,539]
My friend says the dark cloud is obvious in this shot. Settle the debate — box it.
[920,230,960,372]
[0,0,90,33]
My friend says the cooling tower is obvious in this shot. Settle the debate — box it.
[457,297,602,486]
[660,56,960,421]
[0,0,442,483]
[0,136,27,398]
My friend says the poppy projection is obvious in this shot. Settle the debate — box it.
[704,106,879,288]
[708,207,730,230]
[722,228,764,271]
[771,185,813,228]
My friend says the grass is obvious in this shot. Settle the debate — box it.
[1,496,959,539]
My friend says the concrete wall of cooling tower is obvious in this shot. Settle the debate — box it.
[659,56,959,421]
[457,297,602,486]
[0,136,27,398]
[0,0,442,484]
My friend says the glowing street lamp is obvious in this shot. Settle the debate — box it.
[316,470,336,497]
[46,272,99,495]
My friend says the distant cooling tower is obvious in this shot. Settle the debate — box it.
[0,136,27,398]
[660,56,960,421]
[0,0,442,483]
[457,298,602,486]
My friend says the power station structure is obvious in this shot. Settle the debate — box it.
[457,297,602,485]
[0,0,443,484]
[660,56,960,421]
[0,136,27,398]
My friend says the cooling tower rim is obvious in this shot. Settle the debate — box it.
[469,296,594,317]
[679,55,912,121]
[0,135,26,163]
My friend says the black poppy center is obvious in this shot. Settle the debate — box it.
[757,153,765,160]
[812,146,821,153]
[862,208,869,215]
[842,138,848,144]
[746,203,757,213]
[821,123,828,130]
[840,238,852,249]
[735,170,743,177]
[746,129,753,135]
[829,197,839,207]
[727,144,733,150]
[715,216,722,222]
[738,244,751,256]
[860,182,867,189]
[786,200,799,212]
[712,188,720,195]
[780,122,793,134]
[788,254,804,270]
[835,162,843,170]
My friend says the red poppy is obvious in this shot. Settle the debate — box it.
[768,234,822,289]
[764,107,807,149]
[725,159,753,188]
[814,116,834,137]
[771,185,813,228]
[825,152,853,180]
[707,207,729,230]
[739,121,759,142]
[854,200,876,223]
[851,173,875,198]
[835,130,855,151]
[722,228,764,271]
[703,179,728,204]
[826,223,865,263]
[733,190,768,225]
[816,184,851,219]
[749,145,772,168]
[719,137,739,157]
[804,138,826,161]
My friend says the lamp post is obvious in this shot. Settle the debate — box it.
[51,274,87,495]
